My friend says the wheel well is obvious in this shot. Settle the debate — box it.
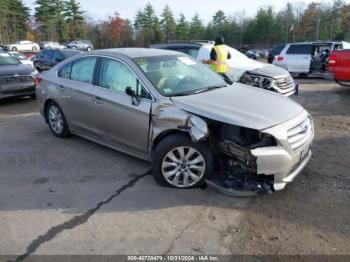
[152,130,189,153]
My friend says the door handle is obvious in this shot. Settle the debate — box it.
[57,85,65,92]
[92,96,103,105]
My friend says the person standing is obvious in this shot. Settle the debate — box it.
[203,36,231,79]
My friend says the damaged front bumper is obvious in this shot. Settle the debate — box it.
[207,110,314,195]
[251,110,314,191]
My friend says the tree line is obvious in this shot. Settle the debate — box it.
[1,0,350,49]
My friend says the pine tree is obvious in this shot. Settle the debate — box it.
[190,13,205,40]
[176,13,190,40]
[160,5,176,41]
[35,0,57,40]
[64,0,85,40]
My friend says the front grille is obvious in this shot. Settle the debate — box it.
[274,75,295,92]
[0,75,34,86]
[287,117,313,151]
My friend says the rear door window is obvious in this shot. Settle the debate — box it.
[286,44,313,55]
[70,57,97,84]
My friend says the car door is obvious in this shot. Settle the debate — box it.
[57,56,100,135]
[283,44,312,73]
[23,41,32,51]
[92,57,153,154]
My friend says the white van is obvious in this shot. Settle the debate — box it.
[273,41,350,76]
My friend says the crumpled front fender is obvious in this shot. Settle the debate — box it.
[151,104,209,149]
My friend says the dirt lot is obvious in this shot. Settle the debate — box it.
[0,79,349,258]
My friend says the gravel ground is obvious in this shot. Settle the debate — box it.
[0,79,349,258]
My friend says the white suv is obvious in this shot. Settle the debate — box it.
[273,41,349,76]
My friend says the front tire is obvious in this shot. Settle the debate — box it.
[152,134,213,188]
[45,101,70,138]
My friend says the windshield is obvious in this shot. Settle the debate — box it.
[134,55,227,96]
[0,53,19,65]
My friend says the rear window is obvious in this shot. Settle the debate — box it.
[286,44,313,55]
[271,45,285,55]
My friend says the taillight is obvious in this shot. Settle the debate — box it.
[329,55,336,65]
[277,56,284,62]
[35,75,42,87]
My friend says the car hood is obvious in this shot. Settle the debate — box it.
[247,64,289,79]
[171,83,304,130]
[0,64,35,76]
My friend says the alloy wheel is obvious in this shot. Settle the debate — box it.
[48,105,64,134]
[161,146,206,188]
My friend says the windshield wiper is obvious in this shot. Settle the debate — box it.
[193,84,227,94]
[171,84,227,97]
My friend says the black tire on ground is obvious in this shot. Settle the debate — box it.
[151,133,213,188]
[45,101,70,138]
[30,94,36,99]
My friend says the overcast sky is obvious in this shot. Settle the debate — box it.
[22,0,342,22]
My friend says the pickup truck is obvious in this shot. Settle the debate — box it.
[327,50,350,86]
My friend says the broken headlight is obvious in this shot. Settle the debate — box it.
[220,124,276,149]
[240,73,274,90]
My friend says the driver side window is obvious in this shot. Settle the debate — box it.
[99,58,151,99]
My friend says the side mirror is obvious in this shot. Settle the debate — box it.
[125,86,135,97]
[125,86,140,106]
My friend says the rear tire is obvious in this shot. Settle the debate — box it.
[152,134,213,188]
[45,101,70,138]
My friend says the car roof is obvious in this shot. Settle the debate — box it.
[288,41,341,45]
[90,48,182,58]
[150,41,213,49]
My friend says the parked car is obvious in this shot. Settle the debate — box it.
[66,40,93,51]
[8,51,34,68]
[33,49,82,72]
[39,41,66,50]
[36,48,314,193]
[0,44,9,51]
[327,49,350,86]
[246,50,260,60]
[272,41,350,76]
[151,41,298,96]
[6,41,40,52]
[0,52,37,99]
[268,45,286,64]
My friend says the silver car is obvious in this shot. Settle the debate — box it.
[36,48,314,193]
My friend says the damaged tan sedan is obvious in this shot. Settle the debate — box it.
[36,48,314,194]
